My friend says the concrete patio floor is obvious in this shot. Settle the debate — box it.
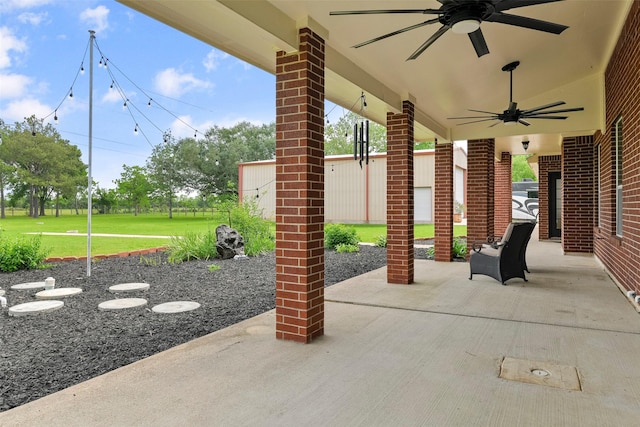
[2,232,639,426]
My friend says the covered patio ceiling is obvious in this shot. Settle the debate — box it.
[118,0,632,157]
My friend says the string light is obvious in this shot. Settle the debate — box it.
[134,124,138,135]
[69,89,73,98]
[80,63,85,74]
[99,57,103,67]
[54,110,58,124]
[147,98,152,108]
[123,100,127,109]
[110,80,114,89]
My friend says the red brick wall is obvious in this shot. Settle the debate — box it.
[467,139,495,256]
[494,152,512,236]
[386,101,414,284]
[538,155,561,240]
[562,136,594,253]
[593,2,640,295]
[434,141,453,261]
[274,28,325,343]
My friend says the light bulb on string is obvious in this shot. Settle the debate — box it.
[194,131,197,139]
[54,111,58,124]
[99,57,103,67]
[134,124,138,135]
[123,100,128,110]
[147,99,152,108]
[80,63,85,75]
[109,81,114,89]
[69,89,73,98]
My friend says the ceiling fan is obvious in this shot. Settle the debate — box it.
[448,60,584,126]
[330,0,568,60]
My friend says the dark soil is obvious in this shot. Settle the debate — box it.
[0,246,430,411]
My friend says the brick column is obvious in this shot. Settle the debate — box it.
[494,152,512,236]
[538,155,561,240]
[386,101,414,284]
[467,139,495,256]
[434,141,453,261]
[562,135,594,253]
[274,28,325,343]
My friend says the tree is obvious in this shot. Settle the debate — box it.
[182,121,276,197]
[114,165,152,215]
[512,155,537,182]
[146,131,187,219]
[325,111,386,155]
[0,116,87,218]
[0,119,17,219]
[93,186,117,214]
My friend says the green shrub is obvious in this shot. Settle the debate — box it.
[423,238,467,260]
[425,246,435,259]
[167,230,218,263]
[335,243,360,253]
[374,234,387,248]
[0,234,50,272]
[453,237,467,258]
[325,223,360,249]
[227,198,275,256]
[167,198,275,263]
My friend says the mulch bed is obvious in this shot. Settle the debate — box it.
[1,246,434,411]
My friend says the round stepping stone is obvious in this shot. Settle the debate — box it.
[36,288,83,300]
[98,298,147,311]
[9,300,64,317]
[152,301,200,314]
[11,282,46,290]
[108,283,150,293]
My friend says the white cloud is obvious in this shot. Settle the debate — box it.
[80,5,110,34]
[17,11,47,25]
[0,26,28,69]
[203,49,229,72]
[0,97,51,122]
[0,0,51,13]
[170,115,214,139]
[101,87,123,104]
[0,73,31,98]
[153,68,211,97]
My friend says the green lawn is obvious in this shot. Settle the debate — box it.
[0,213,222,258]
[0,213,467,258]
[351,223,467,243]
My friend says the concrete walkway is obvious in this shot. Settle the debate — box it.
[2,233,639,426]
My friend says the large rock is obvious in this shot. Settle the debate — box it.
[216,224,245,259]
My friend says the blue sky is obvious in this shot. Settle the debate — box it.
[0,0,278,188]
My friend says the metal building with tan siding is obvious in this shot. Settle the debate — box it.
[239,147,467,224]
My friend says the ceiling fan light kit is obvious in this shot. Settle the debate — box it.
[451,19,481,34]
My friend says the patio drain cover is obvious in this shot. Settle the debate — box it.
[152,301,200,314]
[9,300,64,316]
[98,298,147,311]
[36,288,83,300]
[499,357,581,391]
[109,282,150,293]
[11,282,46,290]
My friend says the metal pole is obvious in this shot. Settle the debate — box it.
[87,30,95,277]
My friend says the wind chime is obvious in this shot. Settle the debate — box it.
[353,92,369,169]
